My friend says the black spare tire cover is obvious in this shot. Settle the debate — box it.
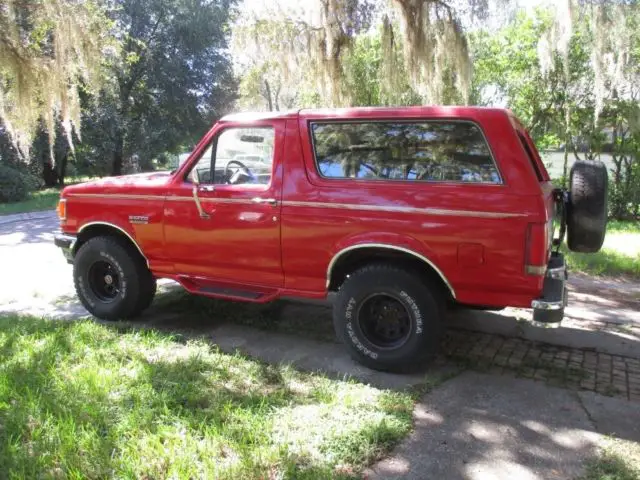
[566,160,608,253]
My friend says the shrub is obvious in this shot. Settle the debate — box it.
[0,164,36,203]
[609,161,640,220]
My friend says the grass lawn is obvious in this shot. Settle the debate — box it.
[0,314,414,479]
[0,188,61,216]
[0,176,100,216]
[581,437,640,480]
[563,220,640,278]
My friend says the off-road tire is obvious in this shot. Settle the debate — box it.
[134,274,157,315]
[567,161,608,253]
[73,236,155,320]
[333,263,443,372]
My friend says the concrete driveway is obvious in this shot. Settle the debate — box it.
[0,212,85,316]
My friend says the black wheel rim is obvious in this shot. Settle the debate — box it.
[87,260,120,302]
[357,293,413,349]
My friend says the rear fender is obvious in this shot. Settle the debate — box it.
[328,232,455,298]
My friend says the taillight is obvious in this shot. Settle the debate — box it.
[57,198,67,222]
[525,222,548,275]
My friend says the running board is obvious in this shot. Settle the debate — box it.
[176,275,279,303]
[199,286,262,300]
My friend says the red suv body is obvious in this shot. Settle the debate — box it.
[56,106,581,371]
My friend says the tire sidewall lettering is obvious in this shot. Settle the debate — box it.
[345,296,378,360]
[399,290,423,335]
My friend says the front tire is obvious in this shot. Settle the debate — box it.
[73,236,155,320]
[333,264,443,372]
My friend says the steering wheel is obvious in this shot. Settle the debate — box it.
[224,160,252,184]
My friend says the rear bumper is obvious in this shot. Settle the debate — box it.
[54,233,76,264]
[531,252,568,324]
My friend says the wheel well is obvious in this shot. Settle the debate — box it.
[327,246,454,301]
[74,224,147,265]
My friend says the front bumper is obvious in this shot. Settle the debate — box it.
[54,233,76,264]
[531,252,568,324]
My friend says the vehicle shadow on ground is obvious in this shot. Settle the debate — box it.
[38,282,640,392]
[143,287,337,342]
[144,282,640,358]
[26,284,459,392]
[449,300,640,360]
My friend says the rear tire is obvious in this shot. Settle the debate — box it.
[333,263,443,372]
[73,236,155,320]
[567,161,608,253]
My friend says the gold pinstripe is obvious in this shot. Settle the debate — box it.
[281,200,526,219]
[67,193,165,201]
[67,193,525,218]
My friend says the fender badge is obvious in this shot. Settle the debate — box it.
[129,215,149,224]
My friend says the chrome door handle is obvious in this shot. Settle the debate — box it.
[198,185,216,193]
[251,197,277,206]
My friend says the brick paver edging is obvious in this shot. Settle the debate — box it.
[444,329,640,402]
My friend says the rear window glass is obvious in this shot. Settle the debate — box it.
[310,121,501,184]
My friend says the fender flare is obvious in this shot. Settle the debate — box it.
[77,221,149,267]
[326,242,456,299]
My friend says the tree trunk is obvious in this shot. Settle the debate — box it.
[42,149,59,187]
[562,106,570,187]
[562,145,569,186]
[58,152,69,186]
[42,162,59,187]
[264,79,273,111]
[112,130,124,176]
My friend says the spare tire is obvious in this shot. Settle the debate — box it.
[566,160,608,253]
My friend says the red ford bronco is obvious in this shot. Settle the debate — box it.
[55,107,608,371]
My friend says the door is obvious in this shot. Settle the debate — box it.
[163,120,284,287]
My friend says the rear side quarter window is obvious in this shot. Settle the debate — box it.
[310,121,501,184]
[517,132,545,182]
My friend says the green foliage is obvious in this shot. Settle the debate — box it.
[472,6,640,219]
[0,164,38,203]
[233,1,472,109]
[345,34,383,106]
[470,10,565,140]
[0,0,113,155]
[342,30,423,107]
[76,0,237,176]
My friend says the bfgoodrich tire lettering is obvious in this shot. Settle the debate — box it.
[73,236,154,320]
[333,263,443,372]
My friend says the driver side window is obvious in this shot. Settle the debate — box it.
[192,127,275,186]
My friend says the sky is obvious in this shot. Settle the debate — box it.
[237,0,553,29]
